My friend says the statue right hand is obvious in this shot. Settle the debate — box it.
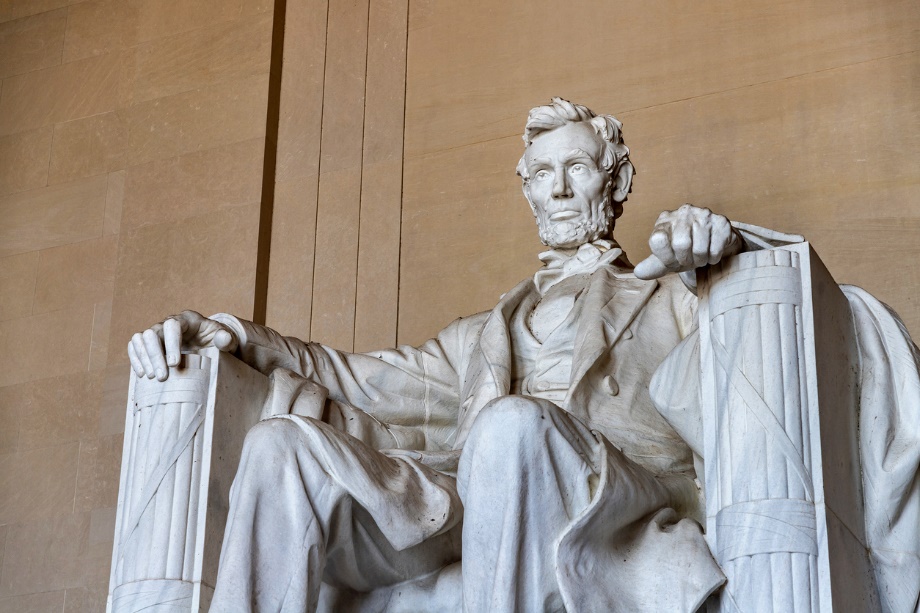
[127,310,238,381]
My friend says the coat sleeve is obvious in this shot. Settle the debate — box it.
[210,313,481,448]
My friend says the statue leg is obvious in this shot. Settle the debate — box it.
[456,395,602,613]
[211,416,462,613]
[458,395,723,612]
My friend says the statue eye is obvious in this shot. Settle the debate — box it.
[570,164,587,175]
[534,170,551,181]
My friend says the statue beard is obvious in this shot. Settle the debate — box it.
[534,191,616,250]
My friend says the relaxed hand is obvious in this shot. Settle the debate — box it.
[127,310,237,381]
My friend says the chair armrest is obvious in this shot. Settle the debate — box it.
[107,348,270,613]
[697,243,876,611]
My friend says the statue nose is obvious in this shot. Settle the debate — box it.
[552,173,572,198]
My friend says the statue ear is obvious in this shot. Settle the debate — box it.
[612,160,634,202]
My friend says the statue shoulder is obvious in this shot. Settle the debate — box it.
[437,310,491,342]
[451,310,491,333]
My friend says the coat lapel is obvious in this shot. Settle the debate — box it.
[454,268,657,447]
[565,269,658,408]
[453,279,535,447]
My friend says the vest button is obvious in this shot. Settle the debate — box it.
[622,328,633,340]
[535,380,551,391]
[603,375,619,396]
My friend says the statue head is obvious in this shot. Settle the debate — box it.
[516,97,634,249]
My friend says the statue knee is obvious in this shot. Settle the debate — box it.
[465,395,554,457]
[241,417,314,468]
[476,394,552,426]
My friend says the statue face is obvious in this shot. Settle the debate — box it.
[523,122,612,249]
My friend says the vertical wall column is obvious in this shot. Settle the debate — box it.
[309,0,371,350]
[264,0,329,341]
[353,0,409,352]
[265,0,408,352]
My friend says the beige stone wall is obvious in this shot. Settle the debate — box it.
[265,0,409,352]
[0,0,274,609]
[398,0,920,346]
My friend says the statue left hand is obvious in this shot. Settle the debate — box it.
[634,204,743,280]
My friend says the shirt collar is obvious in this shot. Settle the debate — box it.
[534,239,629,294]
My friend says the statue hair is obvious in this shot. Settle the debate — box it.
[516,97,633,221]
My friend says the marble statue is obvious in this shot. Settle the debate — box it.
[116,98,920,612]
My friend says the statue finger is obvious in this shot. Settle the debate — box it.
[691,220,711,268]
[175,310,201,338]
[143,328,169,381]
[649,224,676,269]
[634,254,670,280]
[213,329,238,352]
[655,209,675,225]
[132,332,156,378]
[163,318,182,366]
[127,341,145,377]
[709,219,732,264]
[149,321,167,355]
[670,221,693,268]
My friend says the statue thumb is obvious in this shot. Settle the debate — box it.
[213,329,238,352]
[634,254,670,280]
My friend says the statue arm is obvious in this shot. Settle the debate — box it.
[211,313,476,433]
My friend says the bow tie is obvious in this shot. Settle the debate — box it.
[533,240,625,294]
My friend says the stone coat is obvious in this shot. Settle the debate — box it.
[226,268,697,473]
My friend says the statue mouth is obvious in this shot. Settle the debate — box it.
[549,210,581,222]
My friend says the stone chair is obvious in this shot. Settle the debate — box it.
[107,243,906,612]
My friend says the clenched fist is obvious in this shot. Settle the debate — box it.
[634,204,742,280]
